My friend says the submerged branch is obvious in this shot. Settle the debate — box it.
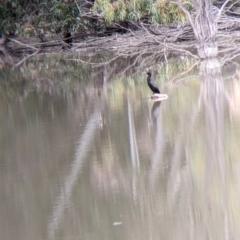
[168,60,200,84]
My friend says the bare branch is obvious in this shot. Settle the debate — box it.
[168,60,200,84]
[9,38,39,50]
[15,50,40,67]
[74,0,82,15]
[225,0,240,12]
[175,0,198,37]
[216,0,232,23]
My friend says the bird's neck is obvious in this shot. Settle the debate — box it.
[147,75,151,82]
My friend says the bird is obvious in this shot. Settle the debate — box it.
[146,71,160,94]
[146,71,168,101]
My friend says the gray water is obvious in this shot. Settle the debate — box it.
[1,56,240,240]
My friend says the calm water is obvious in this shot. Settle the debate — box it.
[1,56,240,240]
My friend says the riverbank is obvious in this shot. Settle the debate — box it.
[1,12,240,69]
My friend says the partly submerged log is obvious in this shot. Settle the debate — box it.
[150,93,169,102]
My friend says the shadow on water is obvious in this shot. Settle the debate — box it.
[1,52,240,240]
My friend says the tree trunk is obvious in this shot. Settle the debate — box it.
[194,0,218,58]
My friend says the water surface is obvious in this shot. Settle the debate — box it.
[1,56,240,240]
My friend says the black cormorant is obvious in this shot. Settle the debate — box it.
[146,71,168,101]
[147,71,160,94]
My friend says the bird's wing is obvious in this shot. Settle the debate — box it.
[150,81,159,89]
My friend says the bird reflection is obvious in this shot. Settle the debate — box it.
[151,101,161,126]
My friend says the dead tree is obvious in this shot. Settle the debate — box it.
[178,0,231,59]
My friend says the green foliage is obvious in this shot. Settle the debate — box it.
[48,0,79,31]
[113,1,127,22]
[92,0,191,24]
[151,1,186,24]
[0,1,26,34]
[0,0,88,36]
[0,0,192,36]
